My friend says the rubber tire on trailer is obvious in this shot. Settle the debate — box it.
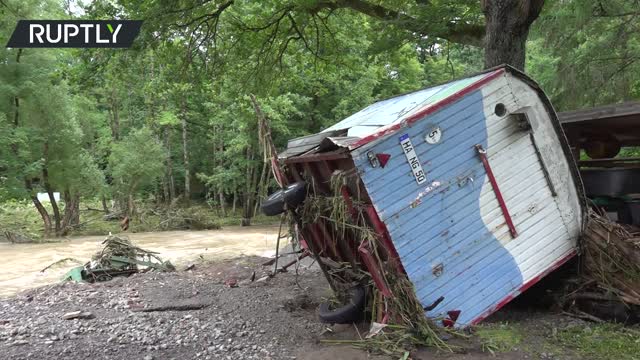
[318,286,366,324]
[260,181,307,216]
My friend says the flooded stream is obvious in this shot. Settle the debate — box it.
[0,226,280,298]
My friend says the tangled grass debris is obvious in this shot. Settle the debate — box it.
[301,171,453,355]
[58,234,175,283]
[92,234,175,272]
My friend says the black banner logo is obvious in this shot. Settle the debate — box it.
[6,20,143,48]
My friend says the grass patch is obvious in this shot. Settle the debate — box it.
[0,200,53,241]
[0,199,277,242]
[476,323,523,355]
[551,323,640,360]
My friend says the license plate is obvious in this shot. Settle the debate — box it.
[399,134,426,185]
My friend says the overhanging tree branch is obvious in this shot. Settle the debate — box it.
[310,0,485,46]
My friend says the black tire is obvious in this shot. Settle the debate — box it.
[261,182,307,216]
[261,190,287,216]
[318,286,366,324]
[94,273,112,283]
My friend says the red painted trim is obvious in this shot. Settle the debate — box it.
[381,312,389,325]
[448,310,461,322]
[298,232,309,251]
[279,252,309,271]
[469,249,577,326]
[365,205,406,275]
[476,145,518,238]
[442,319,455,328]
[271,157,288,187]
[350,69,505,149]
[315,220,337,260]
[340,186,358,219]
[358,239,392,297]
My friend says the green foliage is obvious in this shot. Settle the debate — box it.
[109,127,164,197]
[551,324,640,360]
[529,0,640,110]
[1,0,638,236]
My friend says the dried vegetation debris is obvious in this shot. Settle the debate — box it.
[561,210,640,323]
[300,171,453,356]
[582,210,640,305]
[57,234,175,283]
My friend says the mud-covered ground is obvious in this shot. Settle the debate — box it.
[0,256,617,360]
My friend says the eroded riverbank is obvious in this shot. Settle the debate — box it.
[0,226,280,297]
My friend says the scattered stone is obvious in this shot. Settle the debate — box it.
[185,264,196,271]
[224,278,238,288]
[62,311,95,320]
[0,257,326,360]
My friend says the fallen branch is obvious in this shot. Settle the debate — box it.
[135,303,211,312]
[562,310,605,323]
[40,258,83,272]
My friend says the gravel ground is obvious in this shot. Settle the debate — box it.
[0,255,595,360]
[0,256,340,360]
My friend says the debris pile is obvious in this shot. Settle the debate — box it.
[582,211,640,303]
[156,207,221,231]
[567,210,640,322]
[63,234,174,283]
[302,172,450,355]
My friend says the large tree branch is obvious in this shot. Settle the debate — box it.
[176,0,234,28]
[311,0,485,46]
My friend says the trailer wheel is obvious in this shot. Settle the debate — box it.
[318,286,366,324]
[94,273,112,282]
[261,182,307,216]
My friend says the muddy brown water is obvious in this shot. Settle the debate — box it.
[0,226,281,298]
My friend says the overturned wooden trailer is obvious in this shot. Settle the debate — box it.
[275,65,586,327]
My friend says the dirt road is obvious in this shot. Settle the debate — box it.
[0,226,280,297]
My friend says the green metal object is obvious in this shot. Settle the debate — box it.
[62,266,85,282]
[61,255,175,283]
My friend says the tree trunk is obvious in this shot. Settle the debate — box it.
[12,49,22,128]
[61,190,80,235]
[109,86,120,141]
[232,190,237,214]
[164,127,176,202]
[242,149,259,226]
[219,191,226,217]
[128,194,135,217]
[181,99,191,204]
[45,187,61,235]
[42,142,62,235]
[32,196,52,237]
[25,179,52,237]
[101,195,110,214]
[253,160,268,217]
[481,0,544,70]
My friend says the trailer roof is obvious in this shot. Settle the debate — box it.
[322,69,502,139]
[279,68,505,159]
